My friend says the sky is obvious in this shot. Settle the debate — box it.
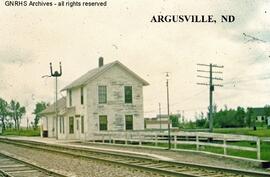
[0,0,270,126]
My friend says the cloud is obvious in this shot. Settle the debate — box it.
[0,47,34,66]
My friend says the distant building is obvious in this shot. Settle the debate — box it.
[252,107,269,123]
[41,58,149,140]
[144,114,180,130]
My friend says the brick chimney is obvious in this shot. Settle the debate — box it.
[99,57,104,67]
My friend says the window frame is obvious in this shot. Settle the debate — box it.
[98,85,107,104]
[81,116,84,133]
[80,87,84,105]
[69,90,72,107]
[124,86,133,104]
[69,116,74,134]
[59,117,62,133]
[99,115,108,131]
[125,115,133,130]
[62,117,65,134]
[76,119,79,131]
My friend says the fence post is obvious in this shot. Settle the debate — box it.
[125,132,128,145]
[196,134,199,151]
[257,138,261,160]
[109,134,111,144]
[102,134,104,143]
[223,135,227,155]
[139,133,142,146]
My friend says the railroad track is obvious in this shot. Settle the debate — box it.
[0,138,269,177]
[0,151,66,177]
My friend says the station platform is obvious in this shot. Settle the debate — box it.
[0,136,268,171]
[0,136,174,161]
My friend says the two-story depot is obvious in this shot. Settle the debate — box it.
[40,58,149,140]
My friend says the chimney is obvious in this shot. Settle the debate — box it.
[99,57,104,67]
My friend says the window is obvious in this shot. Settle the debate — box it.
[62,117,65,134]
[125,115,133,130]
[76,119,79,130]
[69,117,74,134]
[59,117,62,133]
[69,90,72,106]
[81,87,84,105]
[98,86,107,104]
[99,115,108,131]
[124,86,132,103]
[59,117,65,134]
[81,116,84,133]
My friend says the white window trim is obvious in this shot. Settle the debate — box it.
[124,85,133,104]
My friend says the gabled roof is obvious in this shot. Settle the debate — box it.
[61,60,149,91]
[40,97,66,115]
[251,107,266,116]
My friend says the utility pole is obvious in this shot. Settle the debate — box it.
[165,72,171,149]
[159,103,161,132]
[27,117,29,129]
[197,63,223,132]
[50,62,62,140]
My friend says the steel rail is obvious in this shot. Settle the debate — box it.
[0,138,269,177]
[0,150,67,177]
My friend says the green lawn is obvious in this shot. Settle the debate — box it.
[143,141,270,161]
[2,128,40,136]
[213,127,270,137]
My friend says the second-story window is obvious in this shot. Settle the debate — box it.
[98,86,107,104]
[69,90,72,107]
[81,87,84,105]
[124,86,132,103]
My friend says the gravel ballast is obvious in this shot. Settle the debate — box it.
[0,142,164,177]
[73,142,267,172]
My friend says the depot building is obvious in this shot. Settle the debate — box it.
[40,57,149,140]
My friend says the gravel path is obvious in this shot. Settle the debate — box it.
[73,142,267,172]
[0,142,165,177]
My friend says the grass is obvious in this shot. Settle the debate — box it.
[1,127,269,161]
[213,127,270,137]
[2,128,40,136]
[142,139,270,161]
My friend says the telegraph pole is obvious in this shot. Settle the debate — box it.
[166,72,171,149]
[209,64,213,132]
[197,63,223,132]
[50,62,62,140]
[159,103,161,132]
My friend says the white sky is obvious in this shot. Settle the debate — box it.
[0,0,270,126]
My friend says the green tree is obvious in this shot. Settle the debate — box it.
[0,98,8,131]
[264,105,270,125]
[213,106,246,128]
[9,100,26,130]
[246,107,255,128]
[33,101,47,129]
[170,115,179,127]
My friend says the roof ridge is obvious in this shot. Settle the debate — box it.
[61,60,149,91]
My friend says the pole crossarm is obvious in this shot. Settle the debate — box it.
[212,64,224,68]
[197,70,210,73]
[197,83,223,87]
[197,63,210,67]
[197,75,223,80]
[197,63,224,68]
[197,83,209,86]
